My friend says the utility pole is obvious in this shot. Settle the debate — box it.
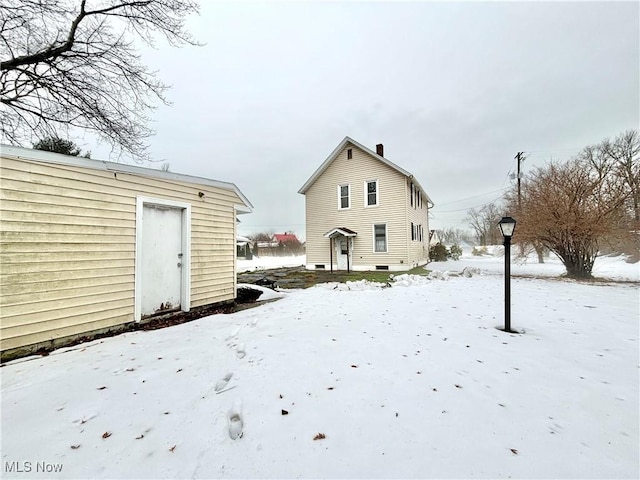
[515,152,526,256]
[515,152,525,208]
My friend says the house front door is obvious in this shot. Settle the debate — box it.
[140,204,183,316]
[335,236,352,271]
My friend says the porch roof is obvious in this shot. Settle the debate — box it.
[324,227,358,238]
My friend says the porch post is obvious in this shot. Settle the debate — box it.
[330,237,333,272]
[346,237,350,273]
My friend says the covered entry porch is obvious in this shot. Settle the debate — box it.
[324,227,357,272]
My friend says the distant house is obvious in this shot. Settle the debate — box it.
[236,235,254,259]
[255,232,303,256]
[429,229,442,247]
[273,233,299,244]
[0,145,252,360]
[298,136,433,272]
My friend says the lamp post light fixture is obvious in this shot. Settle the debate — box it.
[498,216,517,332]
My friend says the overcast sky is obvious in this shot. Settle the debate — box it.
[83,0,639,239]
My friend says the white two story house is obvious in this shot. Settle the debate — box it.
[298,136,433,272]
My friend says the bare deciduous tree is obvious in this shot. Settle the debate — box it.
[465,202,503,245]
[1,0,199,161]
[248,231,275,243]
[514,156,631,278]
[601,130,639,224]
[440,227,473,245]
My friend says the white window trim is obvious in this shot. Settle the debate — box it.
[134,196,191,322]
[364,179,379,208]
[337,183,351,210]
[372,223,388,253]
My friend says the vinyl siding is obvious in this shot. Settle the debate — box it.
[304,144,413,269]
[1,155,242,352]
[406,178,430,266]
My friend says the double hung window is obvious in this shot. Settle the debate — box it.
[366,180,378,207]
[338,184,350,209]
[374,224,387,252]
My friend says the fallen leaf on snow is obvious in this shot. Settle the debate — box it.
[313,433,326,440]
[97,386,107,390]
[510,448,518,455]
[102,431,112,439]
[455,384,462,389]
[169,445,176,452]
[70,444,80,449]
[136,434,144,439]
[281,409,289,415]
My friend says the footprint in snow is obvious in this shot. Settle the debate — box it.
[225,328,241,341]
[236,344,246,359]
[215,373,233,392]
[228,406,244,440]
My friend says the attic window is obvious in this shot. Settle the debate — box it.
[347,148,352,159]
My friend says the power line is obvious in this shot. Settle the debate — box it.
[431,187,508,208]
[431,191,507,213]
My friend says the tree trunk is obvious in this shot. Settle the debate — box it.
[561,252,595,279]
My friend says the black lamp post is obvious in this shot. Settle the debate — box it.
[498,216,517,332]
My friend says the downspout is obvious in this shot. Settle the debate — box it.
[404,177,410,267]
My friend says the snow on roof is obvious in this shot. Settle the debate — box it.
[236,235,253,245]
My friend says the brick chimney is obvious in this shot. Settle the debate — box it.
[376,144,384,157]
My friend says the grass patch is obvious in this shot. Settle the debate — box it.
[238,265,432,289]
[341,266,431,283]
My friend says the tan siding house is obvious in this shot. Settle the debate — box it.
[0,145,252,360]
[299,137,433,272]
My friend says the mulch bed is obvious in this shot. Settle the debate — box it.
[17,289,270,361]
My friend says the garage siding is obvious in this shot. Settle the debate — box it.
[1,153,245,353]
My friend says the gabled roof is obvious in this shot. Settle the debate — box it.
[273,233,299,243]
[324,227,358,238]
[1,144,253,213]
[236,235,253,245]
[297,136,434,207]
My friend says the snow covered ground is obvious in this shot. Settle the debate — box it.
[237,255,305,273]
[1,252,638,479]
[427,247,639,283]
